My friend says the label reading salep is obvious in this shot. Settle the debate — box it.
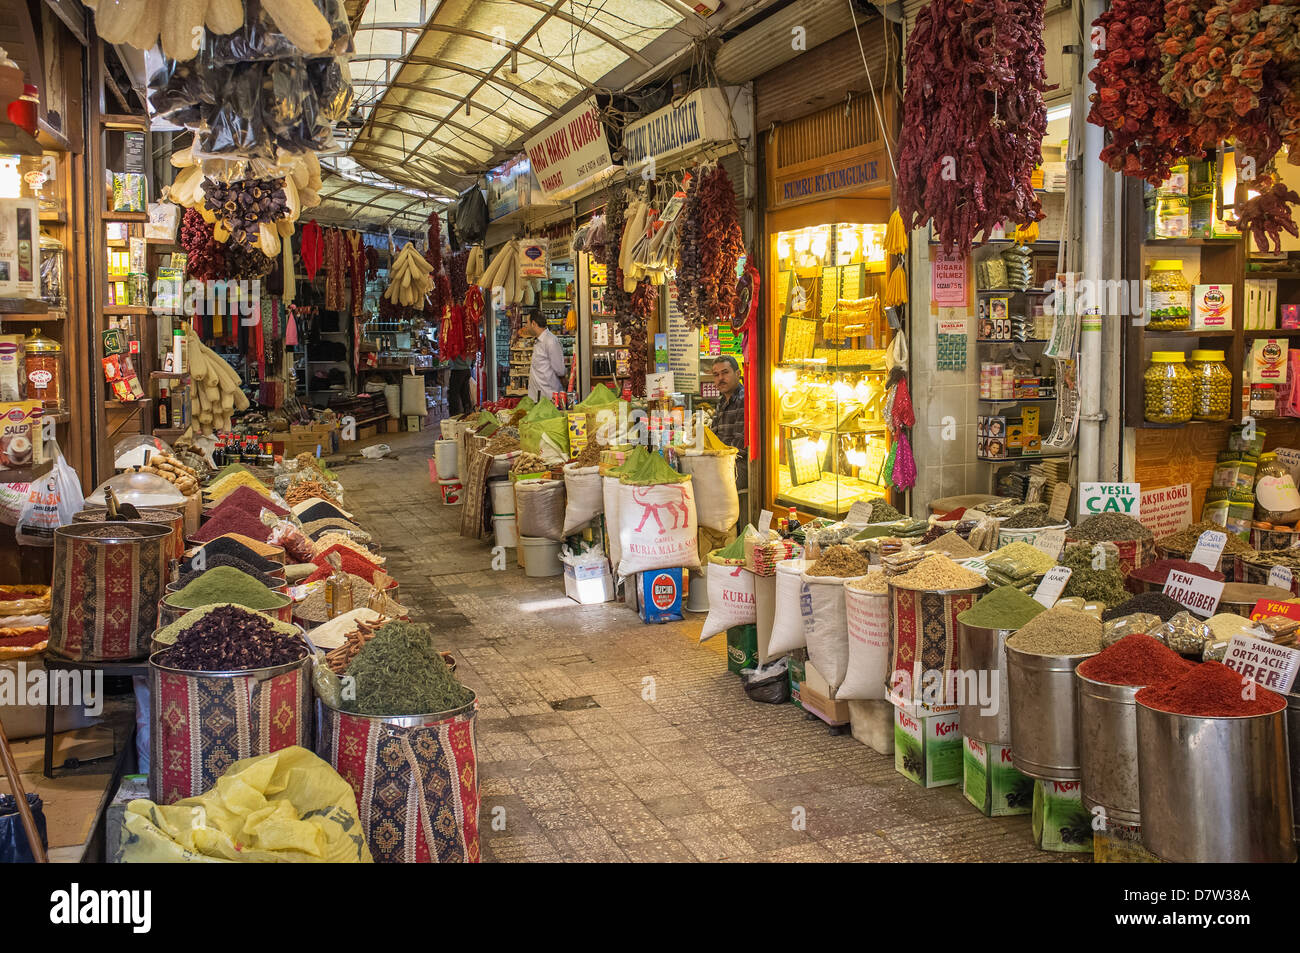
[1189,530,1228,570]
[1033,566,1072,608]
[1268,565,1295,591]
[1163,569,1226,618]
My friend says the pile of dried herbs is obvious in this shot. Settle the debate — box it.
[1060,542,1129,608]
[156,604,306,671]
[342,621,472,716]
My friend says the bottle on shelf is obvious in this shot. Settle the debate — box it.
[156,388,169,427]
[785,506,800,537]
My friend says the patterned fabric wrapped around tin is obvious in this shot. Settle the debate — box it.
[150,661,313,804]
[888,587,978,707]
[47,526,170,661]
[321,702,480,863]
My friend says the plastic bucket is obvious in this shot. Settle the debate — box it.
[1137,700,1295,862]
[439,478,462,505]
[520,535,562,577]
[1006,644,1098,780]
[316,694,480,863]
[434,439,458,480]
[887,582,985,710]
[955,621,1016,744]
[1076,672,1142,825]
[489,479,515,518]
[48,521,172,662]
[149,647,313,804]
[685,567,708,613]
[493,515,519,548]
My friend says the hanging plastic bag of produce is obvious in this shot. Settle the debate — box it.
[677,426,739,533]
[836,576,891,700]
[700,534,758,641]
[454,184,489,245]
[562,463,603,536]
[768,558,810,656]
[616,448,699,576]
[515,478,566,543]
[16,444,84,547]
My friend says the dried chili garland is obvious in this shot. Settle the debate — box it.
[180,208,226,281]
[897,0,1047,253]
[678,164,744,329]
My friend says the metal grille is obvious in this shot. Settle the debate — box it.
[754,23,897,131]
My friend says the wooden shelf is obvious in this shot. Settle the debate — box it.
[1245,272,1300,281]
[1,312,64,322]
[1131,418,1230,429]
[0,298,48,315]
[0,459,53,483]
[1245,329,1300,338]
[1142,328,1236,337]
[149,371,191,382]
[36,119,71,152]
[152,428,189,441]
[39,211,67,224]
[101,211,148,223]
[103,306,148,315]
[1143,237,1239,246]
[99,114,148,131]
[105,399,151,409]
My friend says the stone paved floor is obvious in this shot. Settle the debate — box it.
[337,424,1080,863]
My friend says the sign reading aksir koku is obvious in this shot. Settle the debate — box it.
[525,98,613,199]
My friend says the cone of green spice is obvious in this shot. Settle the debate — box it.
[166,565,285,610]
[957,585,1048,629]
[342,621,473,716]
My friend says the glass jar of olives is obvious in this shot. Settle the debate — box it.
[1146,260,1191,331]
[1144,351,1194,424]
[1189,349,1231,421]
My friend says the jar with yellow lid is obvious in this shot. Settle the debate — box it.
[1189,349,1231,421]
[1146,260,1191,331]
[23,325,63,411]
[1144,351,1194,423]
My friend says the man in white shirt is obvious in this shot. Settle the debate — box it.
[525,311,566,402]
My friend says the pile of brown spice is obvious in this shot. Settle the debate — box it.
[572,442,603,468]
[806,545,873,577]
[923,531,980,559]
[484,433,520,456]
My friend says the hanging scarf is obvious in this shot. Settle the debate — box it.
[347,231,365,318]
[301,221,324,280]
[732,260,761,462]
[325,228,345,311]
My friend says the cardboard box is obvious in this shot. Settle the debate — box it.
[1193,283,1232,329]
[405,415,423,432]
[1032,779,1093,853]
[634,568,685,623]
[799,674,852,725]
[564,561,615,605]
[848,699,894,755]
[895,708,961,787]
[962,737,1033,816]
[788,649,807,710]
[726,623,758,674]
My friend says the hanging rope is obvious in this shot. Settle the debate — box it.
[848,0,898,180]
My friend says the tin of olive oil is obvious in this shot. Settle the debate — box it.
[963,737,1032,816]
[895,708,961,788]
[1032,779,1094,853]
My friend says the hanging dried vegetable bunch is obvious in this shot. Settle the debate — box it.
[1087,0,1194,183]
[897,0,1048,253]
[225,242,276,280]
[425,210,447,320]
[446,248,470,302]
[625,279,656,396]
[675,174,702,320]
[1230,174,1300,252]
[675,165,743,328]
[1156,0,1300,167]
[180,208,227,281]
[201,175,289,248]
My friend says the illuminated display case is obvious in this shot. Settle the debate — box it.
[770,221,893,518]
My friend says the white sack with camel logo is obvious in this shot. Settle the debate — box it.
[617,478,700,576]
[700,560,756,641]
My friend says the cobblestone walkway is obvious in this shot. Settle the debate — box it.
[338,426,1074,863]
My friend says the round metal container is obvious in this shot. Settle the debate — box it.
[167,575,288,595]
[162,588,294,623]
[48,521,172,662]
[1076,671,1142,825]
[75,507,186,563]
[316,693,480,863]
[1286,691,1300,844]
[955,621,1015,745]
[1136,699,1295,862]
[1006,644,1097,780]
[888,582,985,709]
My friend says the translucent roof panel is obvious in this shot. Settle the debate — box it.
[311,171,446,232]
[349,0,690,192]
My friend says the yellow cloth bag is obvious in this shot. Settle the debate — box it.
[120,746,372,863]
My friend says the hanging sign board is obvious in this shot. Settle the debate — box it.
[525,97,614,200]
[623,87,752,172]
[931,251,969,307]
[1138,483,1193,540]
[1079,482,1141,518]
[666,283,699,395]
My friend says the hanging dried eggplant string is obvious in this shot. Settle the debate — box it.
[693,163,745,330]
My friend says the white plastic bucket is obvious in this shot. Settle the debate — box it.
[438,478,462,505]
[440,418,456,439]
[520,535,563,577]
[489,479,515,517]
[435,439,459,479]
[493,514,519,548]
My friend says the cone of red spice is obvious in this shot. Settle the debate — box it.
[1076,634,1198,687]
[208,485,288,520]
[1136,660,1286,717]
[1128,559,1225,587]
[304,546,394,588]
[192,507,275,544]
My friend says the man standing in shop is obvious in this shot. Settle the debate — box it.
[710,355,747,489]
[446,353,474,416]
[525,310,565,402]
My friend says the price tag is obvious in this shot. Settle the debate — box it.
[1032,528,1066,561]
[1163,569,1226,618]
[1189,530,1228,570]
[1268,565,1294,591]
[846,501,874,526]
[1222,635,1300,694]
[758,509,773,537]
[1033,566,1072,607]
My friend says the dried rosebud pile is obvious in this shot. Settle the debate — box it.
[898,0,1048,253]
[180,208,227,281]
[201,175,289,247]
[1087,0,1194,184]
[157,604,307,672]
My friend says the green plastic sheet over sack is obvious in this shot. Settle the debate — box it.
[710,524,757,565]
[515,396,536,413]
[573,383,620,410]
[617,446,688,485]
[472,410,499,438]
[519,399,570,460]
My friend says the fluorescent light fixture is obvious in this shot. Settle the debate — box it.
[1045,103,1071,123]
